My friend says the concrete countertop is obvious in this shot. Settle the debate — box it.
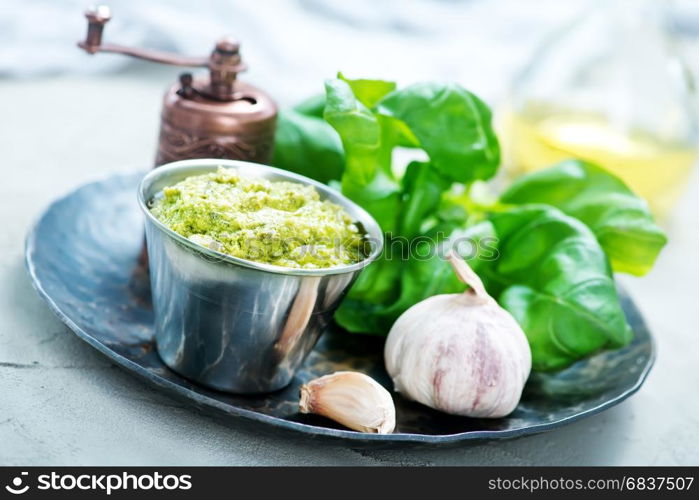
[1,72,697,465]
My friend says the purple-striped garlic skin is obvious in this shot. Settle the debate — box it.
[384,254,532,418]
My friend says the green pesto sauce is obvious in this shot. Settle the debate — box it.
[149,167,365,269]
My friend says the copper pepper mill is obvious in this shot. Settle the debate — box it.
[78,5,277,276]
[78,5,278,166]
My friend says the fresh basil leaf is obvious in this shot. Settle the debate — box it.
[399,161,450,239]
[272,109,344,183]
[377,82,500,182]
[335,238,463,334]
[324,78,401,232]
[335,257,403,334]
[337,72,397,109]
[328,79,502,334]
[324,78,383,180]
[333,298,386,334]
[293,94,326,118]
[475,205,632,371]
[441,220,501,269]
[345,247,402,304]
[501,160,667,276]
[335,73,419,147]
[378,241,463,320]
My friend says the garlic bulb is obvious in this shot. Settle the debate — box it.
[384,252,531,418]
[299,371,396,434]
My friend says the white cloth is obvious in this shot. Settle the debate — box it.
[0,0,596,104]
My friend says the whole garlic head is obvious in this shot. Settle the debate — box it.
[384,252,531,418]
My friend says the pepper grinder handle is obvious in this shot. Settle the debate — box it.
[78,5,209,67]
[77,5,246,100]
[80,5,112,54]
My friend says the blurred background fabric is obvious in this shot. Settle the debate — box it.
[0,0,603,104]
[5,0,699,106]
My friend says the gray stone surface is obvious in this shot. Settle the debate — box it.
[1,71,698,465]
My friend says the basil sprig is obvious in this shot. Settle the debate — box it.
[272,74,666,371]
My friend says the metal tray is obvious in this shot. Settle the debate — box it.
[24,172,655,446]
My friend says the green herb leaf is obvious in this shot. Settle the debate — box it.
[377,82,500,182]
[332,74,420,148]
[336,239,463,334]
[474,205,633,371]
[501,160,667,276]
[328,78,503,334]
[337,73,397,109]
[399,161,450,239]
[272,109,345,184]
[324,78,401,232]
[293,94,326,118]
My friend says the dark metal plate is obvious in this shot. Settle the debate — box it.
[25,172,655,445]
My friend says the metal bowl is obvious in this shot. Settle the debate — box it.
[137,159,383,394]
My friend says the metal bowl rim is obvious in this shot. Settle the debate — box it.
[137,159,384,277]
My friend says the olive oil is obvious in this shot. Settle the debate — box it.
[503,110,698,217]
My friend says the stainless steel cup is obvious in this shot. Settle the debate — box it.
[137,159,383,394]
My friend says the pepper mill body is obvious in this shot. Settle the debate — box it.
[155,78,277,166]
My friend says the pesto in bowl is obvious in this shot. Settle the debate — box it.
[149,167,365,269]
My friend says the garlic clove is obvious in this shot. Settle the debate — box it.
[299,371,396,434]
